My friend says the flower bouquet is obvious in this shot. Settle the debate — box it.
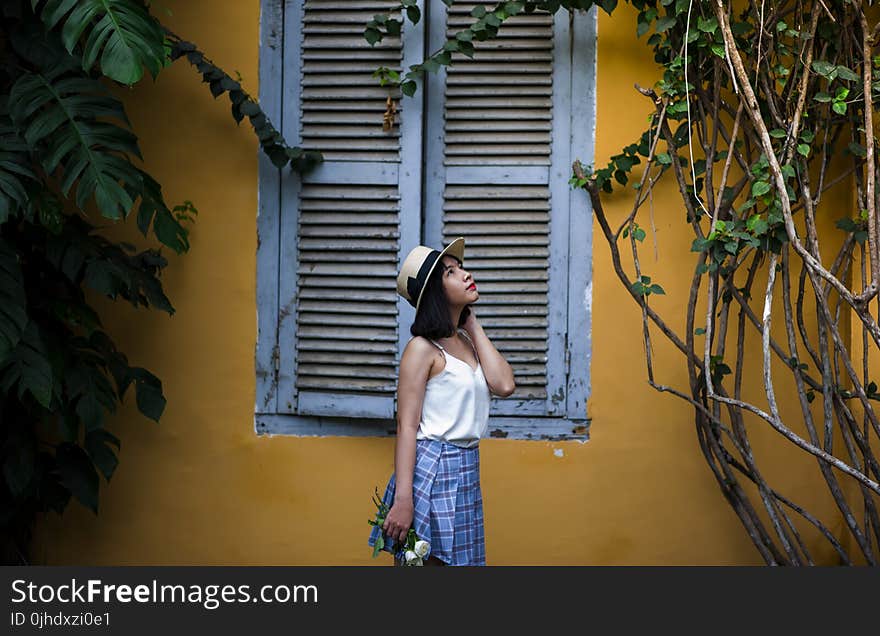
[369,487,431,566]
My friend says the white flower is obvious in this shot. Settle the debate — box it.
[404,550,420,564]
[414,540,430,558]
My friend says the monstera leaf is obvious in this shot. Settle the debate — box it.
[9,67,143,220]
[0,100,38,224]
[0,321,53,410]
[31,0,167,84]
[0,239,28,365]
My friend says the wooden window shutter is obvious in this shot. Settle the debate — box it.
[424,1,574,417]
[276,0,424,418]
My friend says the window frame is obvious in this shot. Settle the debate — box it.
[254,0,596,441]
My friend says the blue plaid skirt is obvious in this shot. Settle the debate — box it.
[368,438,486,566]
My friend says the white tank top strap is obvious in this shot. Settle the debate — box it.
[427,339,445,351]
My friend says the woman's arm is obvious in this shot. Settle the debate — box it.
[461,310,516,397]
[382,338,433,544]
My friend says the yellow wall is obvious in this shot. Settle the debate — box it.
[31,1,858,565]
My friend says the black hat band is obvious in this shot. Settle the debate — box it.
[406,249,441,308]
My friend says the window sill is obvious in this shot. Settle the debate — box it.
[254,413,590,442]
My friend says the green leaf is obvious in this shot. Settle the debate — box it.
[364,27,381,45]
[34,0,167,84]
[847,142,867,158]
[0,239,28,364]
[9,70,142,220]
[655,16,677,32]
[832,101,846,115]
[730,21,750,35]
[747,214,769,235]
[470,5,486,18]
[796,144,810,157]
[691,237,712,252]
[655,152,672,165]
[401,80,417,97]
[130,366,165,422]
[710,44,726,58]
[406,6,420,23]
[137,172,190,253]
[751,181,771,197]
[836,218,857,232]
[695,327,706,335]
[697,16,717,33]
[504,1,524,15]
[0,107,39,223]
[56,442,99,514]
[85,429,120,482]
[3,434,35,498]
[769,128,787,138]
[811,60,836,78]
[67,361,117,432]
[813,92,832,103]
[835,65,859,82]
[0,321,53,409]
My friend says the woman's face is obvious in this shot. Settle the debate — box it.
[440,255,478,306]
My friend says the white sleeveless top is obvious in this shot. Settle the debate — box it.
[414,330,491,448]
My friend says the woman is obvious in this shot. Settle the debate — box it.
[368,237,516,566]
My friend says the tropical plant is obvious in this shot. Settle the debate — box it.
[0,0,319,564]
[366,0,880,564]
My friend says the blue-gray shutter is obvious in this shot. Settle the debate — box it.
[424,1,574,417]
[276,0,424,418]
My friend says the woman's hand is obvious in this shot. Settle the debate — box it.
[382,499,414,545]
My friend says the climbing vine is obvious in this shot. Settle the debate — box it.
[367,0,880,564]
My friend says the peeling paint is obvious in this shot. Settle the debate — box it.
[554,448,564,458]
[583,279,592,314]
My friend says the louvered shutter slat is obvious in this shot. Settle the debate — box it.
[300,1,401,162]
[277,1,424,419]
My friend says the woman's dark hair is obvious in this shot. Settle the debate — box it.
[410,256,471,340]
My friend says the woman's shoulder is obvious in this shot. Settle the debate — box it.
[400,336,443,380]
[403,336,442,361]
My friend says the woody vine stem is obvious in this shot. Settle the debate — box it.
[575,0,880,564]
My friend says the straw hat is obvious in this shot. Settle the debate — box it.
[396,237,466,312]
